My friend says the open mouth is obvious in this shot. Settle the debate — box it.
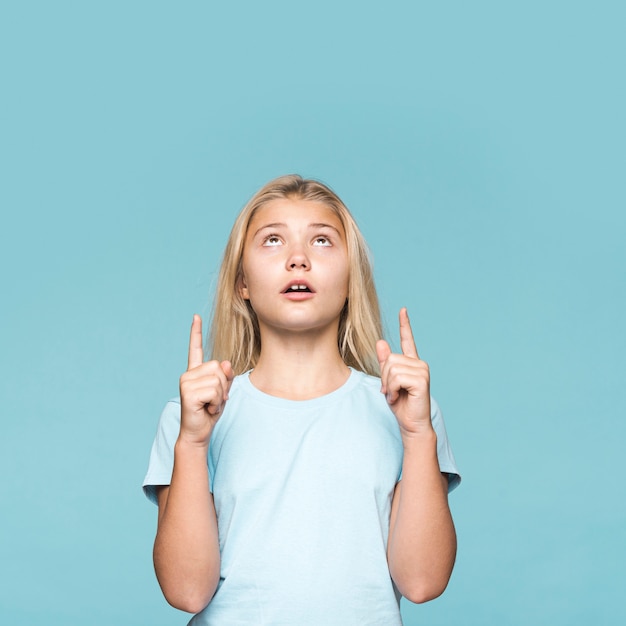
[283,284,313,293]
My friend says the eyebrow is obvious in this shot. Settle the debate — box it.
[252,222,343,238]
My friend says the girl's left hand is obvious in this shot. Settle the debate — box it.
[376,308,434,439]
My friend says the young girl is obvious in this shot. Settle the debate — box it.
[143,174,460,625]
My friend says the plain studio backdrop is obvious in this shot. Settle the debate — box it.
[1,2,624,624]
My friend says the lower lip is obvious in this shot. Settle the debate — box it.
[282,291,315,301]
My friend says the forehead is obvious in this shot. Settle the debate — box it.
[247,198,345,235]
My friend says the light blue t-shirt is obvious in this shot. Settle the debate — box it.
[143,368,460,625]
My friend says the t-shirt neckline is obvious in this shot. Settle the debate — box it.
[240,367,361,409]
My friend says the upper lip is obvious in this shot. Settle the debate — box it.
[281,279,315,293]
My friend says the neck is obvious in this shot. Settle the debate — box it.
[249,326,350,400]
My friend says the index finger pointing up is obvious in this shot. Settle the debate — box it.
[187,314,205,370]
[399,307,420,359]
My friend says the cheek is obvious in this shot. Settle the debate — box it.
[239,263,267,301]
[240,251,258,292]
[330,263,350,298]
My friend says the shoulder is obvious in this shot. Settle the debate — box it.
[351,368,383,392]
[157,397,181,426]
[347,370,397,422]
[347,369,385,403]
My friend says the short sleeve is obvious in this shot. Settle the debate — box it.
[142,398,182,505]
[430,396,461,492]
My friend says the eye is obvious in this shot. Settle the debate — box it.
[262,234,283,247]
[313,236,332,247]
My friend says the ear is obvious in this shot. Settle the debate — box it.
[238,275,250,300]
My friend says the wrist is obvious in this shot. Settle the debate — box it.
[175,434,211,456]
[400,430,442,485]
[401,427,437,453]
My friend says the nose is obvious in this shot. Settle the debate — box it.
[286,244,310,270]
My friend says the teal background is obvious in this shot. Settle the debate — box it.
[1,1,624,624]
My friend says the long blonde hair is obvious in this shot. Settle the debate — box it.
[208,174,383,376]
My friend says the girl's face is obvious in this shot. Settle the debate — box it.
[240,198,350,337]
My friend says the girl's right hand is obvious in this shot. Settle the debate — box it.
[179,314,234,447]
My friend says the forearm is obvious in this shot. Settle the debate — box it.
[154,438,220,613]
[387,430,456,604]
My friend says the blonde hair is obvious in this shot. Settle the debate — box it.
[208,174,383,376]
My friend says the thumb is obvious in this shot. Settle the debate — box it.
[220,360,235,380]
[221,360,235,399]
[376,339,392,368]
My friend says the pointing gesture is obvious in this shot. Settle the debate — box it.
[187,313,206,370]
[179,315,235,446]
[376,308,433,438]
